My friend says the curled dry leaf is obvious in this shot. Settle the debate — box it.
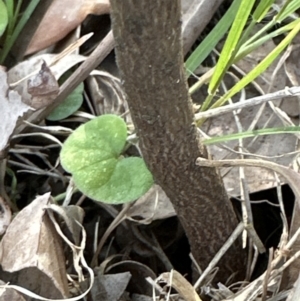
[8,54,86,110]
[87,70,132,124]
[0,66,31,152]
[7,60,59,110]
[0,197,11,235]
[27,61,59,109]
[26,0,110,54]
[0,193,69,299]
[8,53,86,85]
[159,270,201,301]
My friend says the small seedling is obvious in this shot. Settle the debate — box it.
[60,114,153,204]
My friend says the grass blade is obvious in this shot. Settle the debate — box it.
[207,18,300,112]
[185,0,241,76]
[0,0,40,63]
[203,126,300,145]
[208,0,256,95]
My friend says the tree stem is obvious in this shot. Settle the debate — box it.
[110,0,245,282]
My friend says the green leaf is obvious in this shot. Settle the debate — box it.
[0,1,8,37]
[210,18,300,110]
[235,19,297,62]
[276,0,300,22]
[60,115,153,204]
[252,0,275,22]
[208,0,256,95]
[185,0,241,75]
[47,82,84,121]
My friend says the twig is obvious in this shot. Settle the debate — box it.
[194,222,244,289]
[261,248,274,301]
[195,86,300,120]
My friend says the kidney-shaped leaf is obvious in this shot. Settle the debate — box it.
[60,115,153,204]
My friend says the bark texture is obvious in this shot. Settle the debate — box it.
[110,0,245,281]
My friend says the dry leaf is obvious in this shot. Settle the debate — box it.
[127,184,176,221]
[27,0,221,55]
[8,53,86,86]
[181,0,225,55]
[8,54,86,111]
[87,272,131,301]
[0,193,69,299]
[8,60,59,110]
[159,270,201,301]
[0,66,31,152]
[87,70,132,123]
[106,260,156,296]
[0,197,11,235]
[47,204,84,246]
[0,280,26,301]
[26,0,110,54]
[27,61,59,109]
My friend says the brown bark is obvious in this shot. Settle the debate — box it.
[110,0,245,281]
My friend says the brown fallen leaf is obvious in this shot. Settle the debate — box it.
[0,193,69,299]
[26,0,110,54]
[6,60,59,110]
[8,53,86,88]
[27,61,59,109]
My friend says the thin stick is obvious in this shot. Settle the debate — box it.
[193,222,244,289]
[195,157,300,203]
[195,86,300,120]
